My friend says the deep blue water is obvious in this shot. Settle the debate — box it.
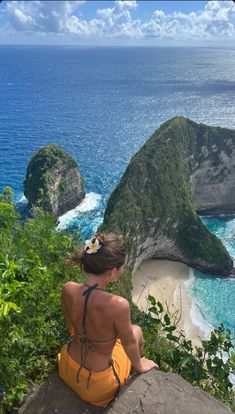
[0,45,235,333]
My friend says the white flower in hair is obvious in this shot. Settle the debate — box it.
[84,238,101,254]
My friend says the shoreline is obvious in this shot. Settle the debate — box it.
[132,259,204,347]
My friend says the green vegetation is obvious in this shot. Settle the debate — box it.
[0,187,13,205]
[58,178,68,194]
[0,187,234,412]
[0,189,81,411]
[131,298,235,412]
[102,117,234,276]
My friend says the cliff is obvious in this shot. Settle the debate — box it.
[24,145,85,219]
[102,117,235,276]
[18,370,232,414]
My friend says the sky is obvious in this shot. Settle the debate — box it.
[0,0,235,46]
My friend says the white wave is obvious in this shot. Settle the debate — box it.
[187,270,235,388]
[189,299,214,339]
[186,269,214,339]
[185,268,195,288]
[17,195,28,205]
[57,192,101,230]
[74,192,101,213]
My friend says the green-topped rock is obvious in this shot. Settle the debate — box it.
[102,117,235,276]
[24,145,85,219]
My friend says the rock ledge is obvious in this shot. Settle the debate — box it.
[18,370,231,414]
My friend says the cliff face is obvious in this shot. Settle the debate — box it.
[24,145,85,219]
[189,125,235,215]
[102,117,235,276]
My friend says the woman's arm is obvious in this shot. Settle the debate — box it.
[113,297,157,373]
[62,283,75,336]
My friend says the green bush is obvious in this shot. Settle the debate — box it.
[139,295,235,412]
[0,192,82,411]
[0,187,13,205]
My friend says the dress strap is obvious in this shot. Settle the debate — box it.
[84,283,106,291]
[76,284,121,391]
[109,358,121,396]
[77,283,107,385]
[82,283,104,335]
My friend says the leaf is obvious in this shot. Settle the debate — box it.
[164,313,171,325]
[148,306,158,315]
[166,334,179,342]
[157,301,164,313]
[164,325,176,332]
[148,295,156,306]
[0,301,21,319]
[181,356,192,368]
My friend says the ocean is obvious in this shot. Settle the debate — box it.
[0,45,234,336]
[189,217,235,338]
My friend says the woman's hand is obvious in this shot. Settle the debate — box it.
[137,357,159,373]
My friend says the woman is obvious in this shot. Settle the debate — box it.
[58,233,158,407]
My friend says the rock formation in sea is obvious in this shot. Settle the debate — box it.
[102,117,235,276]
[24,144,85,219]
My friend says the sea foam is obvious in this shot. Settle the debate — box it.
[57,192,101,230]
[16,194,28,205]
[187,269,214,339]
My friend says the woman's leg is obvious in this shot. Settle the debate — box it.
[132,324,144,357]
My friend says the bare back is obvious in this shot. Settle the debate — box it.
[62,281,124,371]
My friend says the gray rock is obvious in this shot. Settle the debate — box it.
[18,370,231,414]
[107,370,232,414]
[18,370,232,414]
[18,372,103,414]
[191,146,235,216]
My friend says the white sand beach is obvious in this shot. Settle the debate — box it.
[132,259,204,347]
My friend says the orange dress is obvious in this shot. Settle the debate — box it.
[57,283,131,407]
[58,338,131,407]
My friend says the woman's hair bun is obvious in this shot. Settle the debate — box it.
[66,232,127,275]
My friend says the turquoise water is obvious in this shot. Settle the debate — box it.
[190,217,235,337]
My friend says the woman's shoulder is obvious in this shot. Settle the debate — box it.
[62,281,82,298]
[63,280,81,288]
[108,294,130,313]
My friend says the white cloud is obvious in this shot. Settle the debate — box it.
[95,1,140,38]
[6,1,86,32]
[205,1,223,11]
[170,1,235,39]
[2,0,235,44]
